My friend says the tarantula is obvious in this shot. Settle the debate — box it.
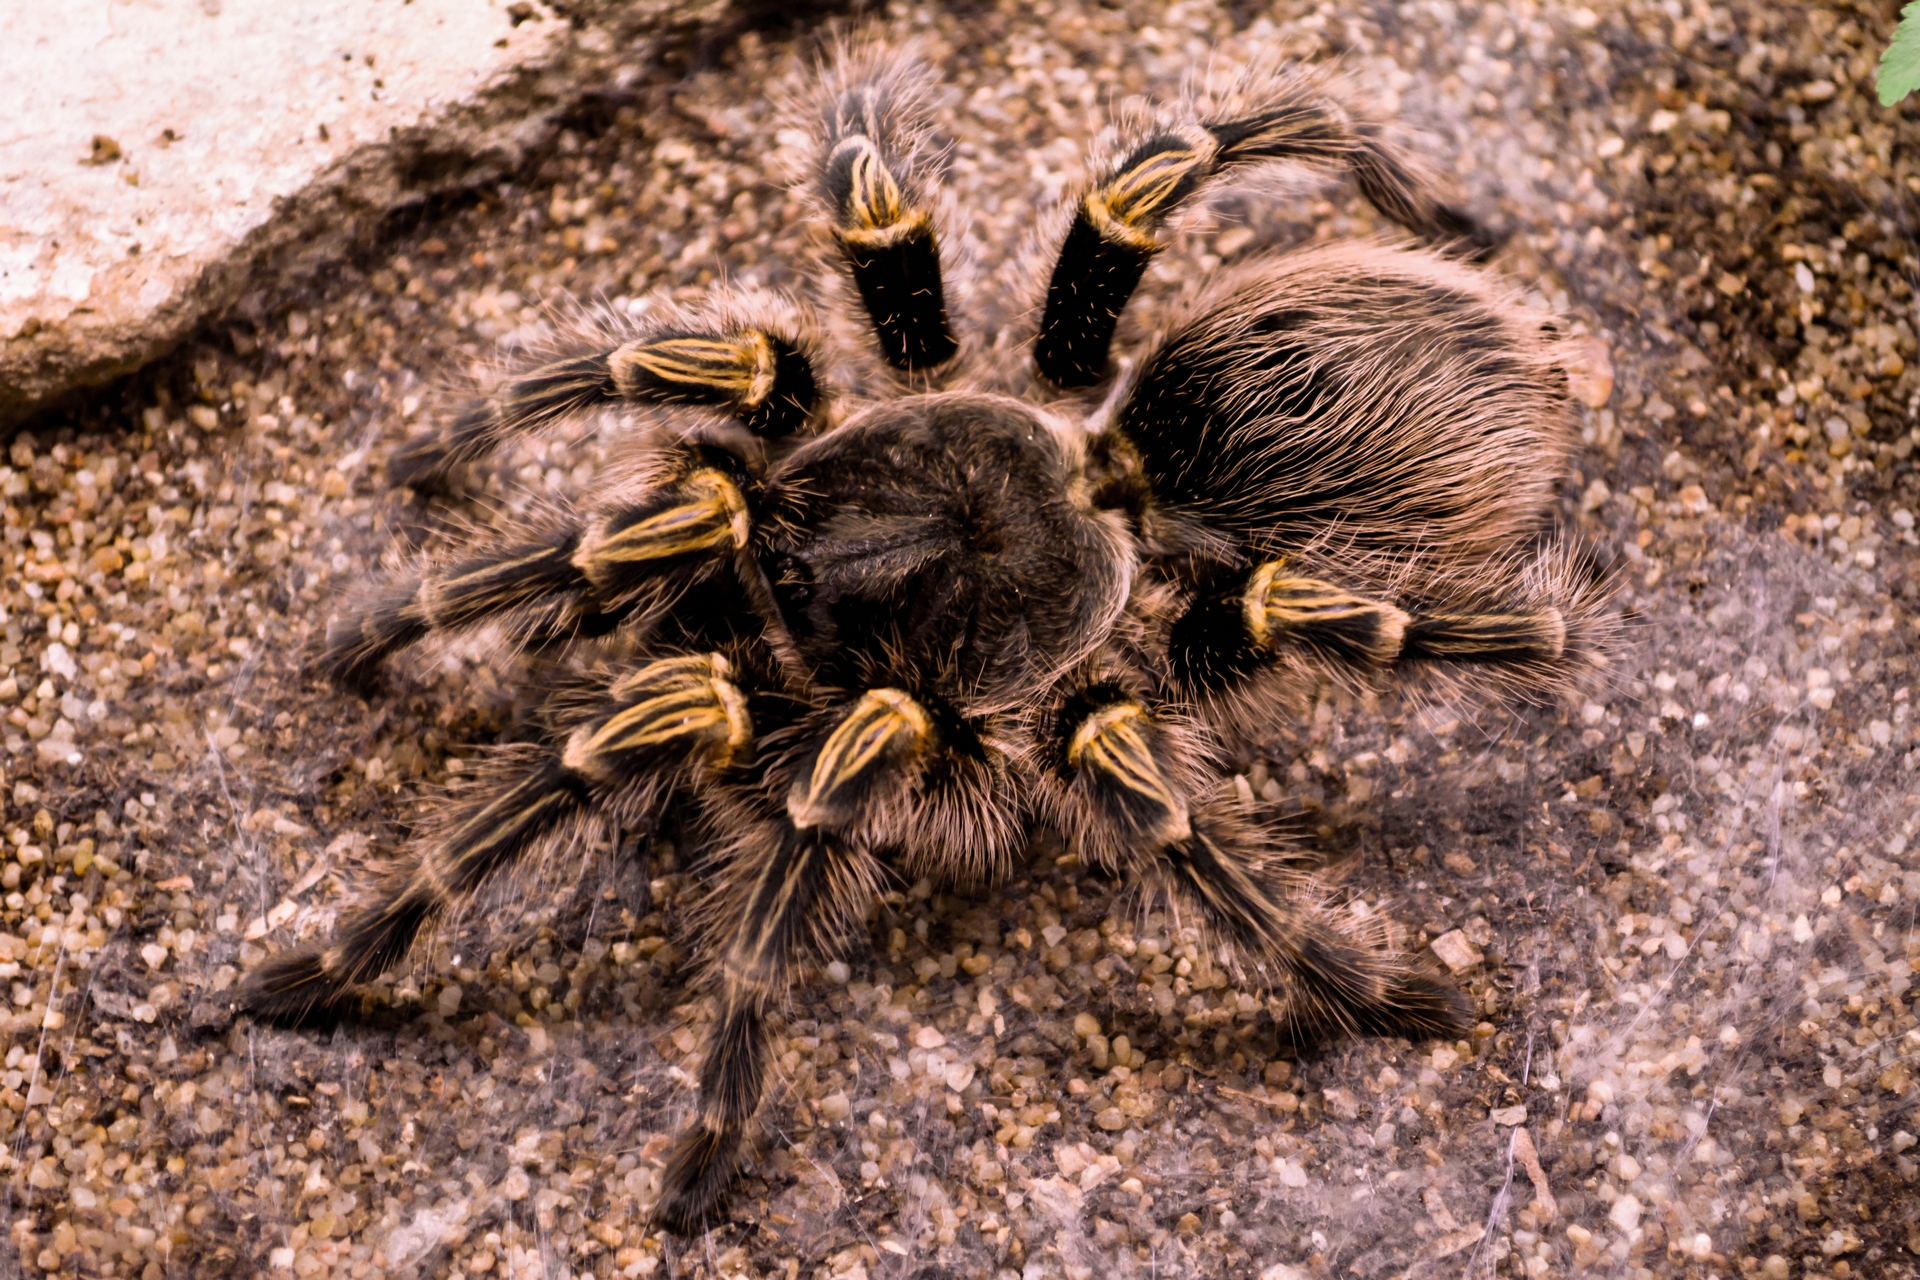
[241,51,1610,1232]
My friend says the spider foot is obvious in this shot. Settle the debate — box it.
[654,1122,743,1236]
[236,947,356,1027]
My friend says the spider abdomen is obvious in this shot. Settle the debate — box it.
[1118,244,1574,570]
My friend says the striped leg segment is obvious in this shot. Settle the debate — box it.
[1401,609,1569,663]
[1169,563,1410,686]
[321,464,755,681]
[655,688,932,1231]
[388,325,820,490]
[656,827,836,1233]
[572,466,752,592]
[785,688,932,829]
[1063,700,1191,848]
[819,79,957,371]
[1239,563,1409,665]
[241,655,751,1023]
[1169,559,1569,690]
[561,654,754,781]
[1037,79,1495,387]
[321,530,584,686]
[1055,695,1469,1043]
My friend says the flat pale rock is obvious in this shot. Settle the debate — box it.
[0,0,708,426]
[1429,928,1485,974]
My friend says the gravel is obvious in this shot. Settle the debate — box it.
[3,0,1918,1277]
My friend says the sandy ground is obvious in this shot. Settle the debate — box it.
[2,0,1918,1277]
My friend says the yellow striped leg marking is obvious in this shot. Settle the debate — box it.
[575,468,750,578]
[422,545,568,627]
[831,135,933,250]
[723,832,831,997]
[562,653,752,781]
[1243,561,1409,664]
[1213,109,1347,160]
[420,776,577,902]
[609,332,778,410]
[1411,610,1567,660]
[787,689,931,830]
[1083,142,1216,252]
[1066,702,1191,845]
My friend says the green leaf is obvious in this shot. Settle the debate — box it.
[1880,1,1920,106]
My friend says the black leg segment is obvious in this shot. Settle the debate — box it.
[817,72,958,371]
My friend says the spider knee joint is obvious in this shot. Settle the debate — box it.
[1244,561,1409,665]
[1065,701,1191,845]
[826,136,931,248]
[788,689,932,830]
[611,332,778,407]
[1084,132,1217,252]
[572,468,750,587]
[563,653,753,781]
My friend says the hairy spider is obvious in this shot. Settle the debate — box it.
[240,50,1612,1232]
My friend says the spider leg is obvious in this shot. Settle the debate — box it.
[813,57,959,372]
[1046,693,1469,1042]
[1168,549,1612,725]
[323,457,758,684]
[239,653,752,1021]
[656,822,872,1232]
[656,687,936,1232]
[1164,816,1469,1044]
[1037,69,1497,387]
[389,298,822,491]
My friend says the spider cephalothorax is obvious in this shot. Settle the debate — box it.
[241,49,1611,1232]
